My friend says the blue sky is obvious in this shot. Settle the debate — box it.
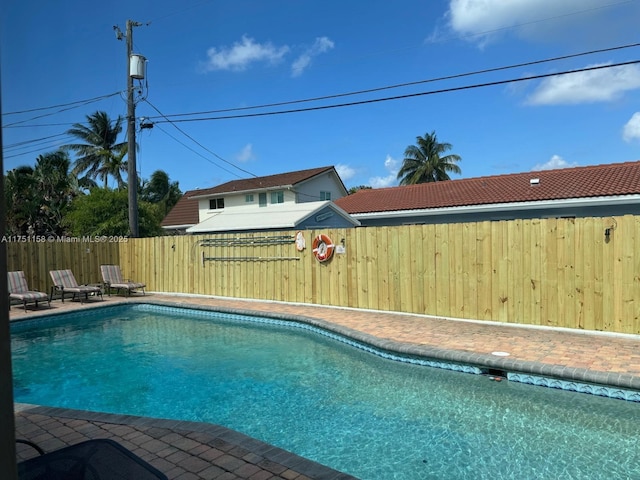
[2,0,640,192]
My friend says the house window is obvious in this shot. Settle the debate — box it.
[270,191,284,204]
[259,193,267,207]
[245,194,254,203]
[209,198,224,210]
[320,191,331,201]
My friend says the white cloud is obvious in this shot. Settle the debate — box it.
[235,144,256,162]
[335,163,356,181]
[202,35,289,72]
[623,112,640,142]
[369,155,399,188]
[532,155,577,171]
[291,37,334,77]
[526,63,640,105]
[446,0,612,43]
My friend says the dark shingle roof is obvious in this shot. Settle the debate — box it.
[160,189,200,228]
[189,166,335,198]
[334,161,640,214]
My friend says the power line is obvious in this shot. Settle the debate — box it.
[143,99,258,178]
[3,133,70,150]
[1,92,121,117]
[3,121,79,129]
[3,140,73,160]
[150,123,246,179]
[153,60,640,124]
[3,92,123,128]
[3,140,73,157]
[145,41,640,121]
[145,102,323,198]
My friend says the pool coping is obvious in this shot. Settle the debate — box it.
[12,297,640,401]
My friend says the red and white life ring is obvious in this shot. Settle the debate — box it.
[312,234,335,262]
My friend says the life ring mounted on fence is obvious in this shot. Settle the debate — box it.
[312,234,335,263]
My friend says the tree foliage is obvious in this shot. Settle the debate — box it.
[63,188,162,238]
[141,169,182,217]
[397,131,462,185]
[65,111,128,189]
[347,185,372,195]
[5,166,38,235]
[4,150,79,236]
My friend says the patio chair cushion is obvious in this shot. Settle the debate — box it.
[101,265,145,296]
[8,271,49,311]
[49,269,103,302]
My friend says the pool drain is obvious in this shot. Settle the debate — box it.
[482,368,508,382]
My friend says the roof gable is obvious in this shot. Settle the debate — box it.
[335,161,640,214]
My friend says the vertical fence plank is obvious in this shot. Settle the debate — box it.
[461,222,477,319]
[601,217,615,331]
[633,216,640,334]
[476,222,493,320]
[618,216,635,333]
[508,220,523,324]
[449,223,464,318]
[408,225,425,315]
[492,221,508,323]
[423,224,437,314]
[556,220,567,327]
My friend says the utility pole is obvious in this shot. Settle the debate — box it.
[126,20,141,237]
[115,20,143,237]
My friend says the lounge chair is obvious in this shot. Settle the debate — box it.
[7,271,50,311]
[17,438,168,479]
[101,265,146,297]
[49,269,103,303]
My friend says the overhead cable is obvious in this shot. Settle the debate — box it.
[153,60,640,123]
[147,41,640,120]
[3,92,122,128]
[143,99,257,178]
[2,92,122,117]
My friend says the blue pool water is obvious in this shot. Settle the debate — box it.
[11,305,640,479]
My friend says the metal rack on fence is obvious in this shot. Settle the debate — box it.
[201,252,300,265]
[198,235,295,247]
[198,234,299,264]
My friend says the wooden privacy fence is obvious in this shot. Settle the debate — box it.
[6,239,120,297]
[7,215,640,334]
[118,214,639,334]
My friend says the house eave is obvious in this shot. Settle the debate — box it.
[161,224,195,230]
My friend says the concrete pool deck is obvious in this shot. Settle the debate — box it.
[11,293,640,479]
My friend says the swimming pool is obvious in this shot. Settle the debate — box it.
[11,304,640,479]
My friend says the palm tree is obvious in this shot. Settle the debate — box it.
[65,111,128,189]
[397,131,462,185]
[141,170,182,217]
[32,150,77,235]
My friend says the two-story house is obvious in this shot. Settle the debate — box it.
[161,166,359,233]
